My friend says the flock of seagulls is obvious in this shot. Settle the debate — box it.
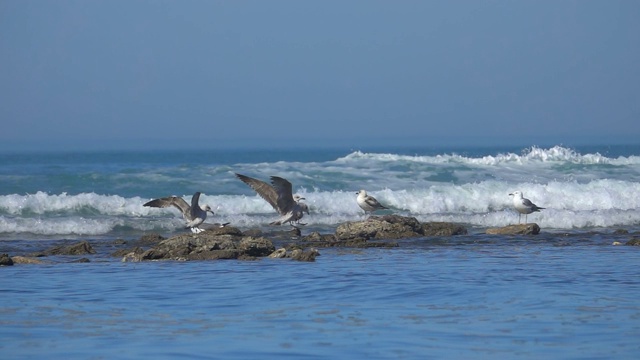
[144,174,545,232]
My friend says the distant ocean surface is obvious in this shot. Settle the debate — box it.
[2,144,639,359]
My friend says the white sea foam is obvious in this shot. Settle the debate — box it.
[1,146,639,236]
[0,192,151,216]
[1,176,640,235]
[339,146,640,166]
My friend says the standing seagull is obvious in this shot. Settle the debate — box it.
[235,173,309,226]
[509,191,545,224]
[144,192,214,233]
[356,189,388,214]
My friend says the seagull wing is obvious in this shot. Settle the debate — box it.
[365,195,387,209]
[235,173,281,213]
[270,176,295,214]
[522,197,545,212]
[144,196,191,217]
[190,192,202,218]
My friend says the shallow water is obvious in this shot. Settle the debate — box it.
[2,236,639,359]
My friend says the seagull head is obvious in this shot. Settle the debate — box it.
[509,191,523,199]
[202,205,215,214]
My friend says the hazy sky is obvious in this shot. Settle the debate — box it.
[1,0,639,151]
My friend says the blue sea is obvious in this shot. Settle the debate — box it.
[1,144,639,359]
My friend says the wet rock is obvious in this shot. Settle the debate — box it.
[486,224,541,235]
[335,215,467,241]
[290,248,320,262]
[268,248,288,258]
[125,226,275,262]
[421,222,468,236]
[11,256,47,265]
[69,258,91,263]
[111,246,145,258]
[38,241,97,256]
[238,236,277,257]
[267,247,320,262]
[625,238,640,246]
[138,233,166,245]
[242,229,263,237]
[0,253,14,266]
[302,231,337,242]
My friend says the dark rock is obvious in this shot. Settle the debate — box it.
[290,248,320,262]
[138,233,166,245]
[69,258,91,263]
[113,239,128,245]
[625,238,640,246]
[238,237,277,257]
[335,221,382,241]
[111,247,145,258]
[267,247,320,262]
[126,228,275,262]
[486,224,541,235]
[242,229,263,237]
[205,226,244,237]
[0,253,14,266]
[613,229,629,235]
[422,222,468,236]
[43,241,96,256]
[335,215,466,241]
[302,231,337,242]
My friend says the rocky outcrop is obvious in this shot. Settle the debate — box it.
[0,253,13,266]
[122,226,275,262]
[334,215,467,241]
[10,256,47,265]
[31,240,97,257]
[269,247,320,262]
[486,223,541,235]
[626,238,640,246]
[421,222,468,236]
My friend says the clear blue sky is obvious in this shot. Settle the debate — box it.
[1,0,639,151]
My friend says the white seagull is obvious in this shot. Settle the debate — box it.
[144,192,214,233]
[508,191,545,224]
[235,173,309,226]
[356,189,388,214]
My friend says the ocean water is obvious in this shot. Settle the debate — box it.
[1,144,640,359]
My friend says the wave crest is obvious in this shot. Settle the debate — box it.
[338,146,640,166]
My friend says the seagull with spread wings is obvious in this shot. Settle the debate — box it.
[143,192,215,233]
[235,173,309,226]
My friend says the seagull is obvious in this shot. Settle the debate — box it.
[356,189,388,214]
[235,173,309,226]
[143,192,214,233]
[509,191,545,224]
